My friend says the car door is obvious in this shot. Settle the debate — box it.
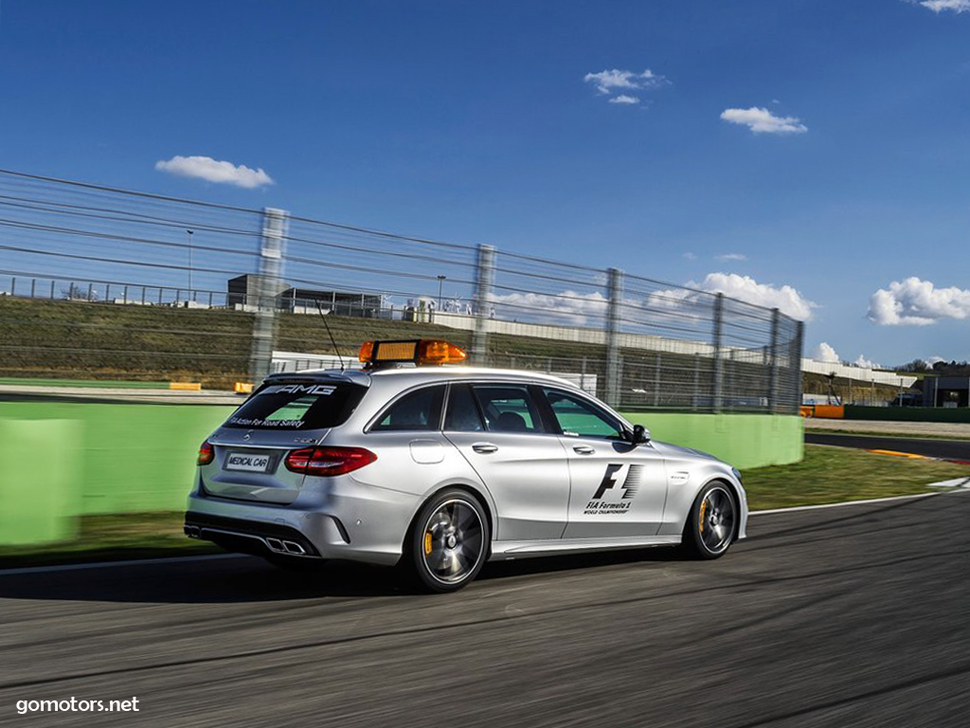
[540,387,668,539]
[442,383,570,541]
[362,383,475,495]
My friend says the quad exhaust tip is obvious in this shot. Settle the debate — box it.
[185,524,309,556]
[265,537,306,555]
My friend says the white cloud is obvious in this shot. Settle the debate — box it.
[715,253,747,262]
[645,273,816,326]
[720,107,808,134]
[812,342,840,363]
[683,252,698,261]
[918,0,970,13]
[155,155,274,188]
[584,69,667,95]
[695,272,816,320]
[853,355,879,369]
[491,290,608,327]
[926,355,946,365]
[867,277,970,326]
[608,95,640,105]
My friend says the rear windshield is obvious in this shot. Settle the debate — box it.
[223,382,366,430]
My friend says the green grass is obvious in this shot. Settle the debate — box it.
[743,444,970,510]
[0,513,216,568]
[1,445,967,568]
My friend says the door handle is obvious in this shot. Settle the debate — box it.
[573,445,595,455]
[472,442,498,454]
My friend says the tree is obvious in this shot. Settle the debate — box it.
[62,283,99,302]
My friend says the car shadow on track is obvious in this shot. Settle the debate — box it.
[0,547,686,604]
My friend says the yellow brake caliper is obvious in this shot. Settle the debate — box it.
[699,499,708,533]
[424,531,433,555]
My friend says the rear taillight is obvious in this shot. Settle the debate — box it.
[284,446,377,476]
[197,440,215,466]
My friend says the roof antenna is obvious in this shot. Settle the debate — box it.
[315,300,345,370]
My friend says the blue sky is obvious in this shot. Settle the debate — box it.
[1,0,969,366]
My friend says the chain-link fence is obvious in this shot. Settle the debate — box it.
[0,168,803,412]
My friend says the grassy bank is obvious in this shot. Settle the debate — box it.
[0,297,801,406]
[1,445,966,568]
[742,444,969,509]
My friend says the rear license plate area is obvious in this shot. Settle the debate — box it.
[225,452,273,473]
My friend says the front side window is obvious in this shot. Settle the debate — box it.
[472,385,544,433]
[371,386,445,431]
[543,388,625,440]
[225,382,365,430]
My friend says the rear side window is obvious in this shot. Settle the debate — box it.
[225,382,365,430]
[444,384,485,432]
[472,385,544,433]
[371,386,445,431]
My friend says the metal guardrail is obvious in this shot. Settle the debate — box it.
[0,168,804,412]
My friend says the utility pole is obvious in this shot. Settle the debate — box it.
[437,275,446,309]
[186,229,194,302]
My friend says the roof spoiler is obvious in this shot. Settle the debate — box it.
[262,369,372,387]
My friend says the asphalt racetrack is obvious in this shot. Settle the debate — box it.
[805,432,970,462]
[2,493,970,727]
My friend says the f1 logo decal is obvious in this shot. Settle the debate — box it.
[592,464,644,501]
[592,464,624,499]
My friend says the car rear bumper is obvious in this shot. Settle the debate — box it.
[185,482,418,566]
[184,512,324,559]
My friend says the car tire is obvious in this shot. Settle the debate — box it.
[409,489,490,593]
[682,481,738,560]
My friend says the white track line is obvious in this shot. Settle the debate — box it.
[750,488,970,516]
[0,553,245,577]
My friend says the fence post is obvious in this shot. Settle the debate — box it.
[768,308,780,413]
[471,244,495,366]
[794,321,805,413]
[712,293,724,412]
[250,207,289,384]
[605,267,623,407]
[692,352,700,411]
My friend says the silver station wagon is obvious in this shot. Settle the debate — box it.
[185,339,747,592]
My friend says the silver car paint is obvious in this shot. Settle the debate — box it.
[186,366,747,565]
[444,430,570,541]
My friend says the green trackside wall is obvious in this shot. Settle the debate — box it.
[0,402,803,546]
[621,413,804,471]
[0,402,233,546]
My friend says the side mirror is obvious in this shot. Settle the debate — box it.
[631,424,650,445]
